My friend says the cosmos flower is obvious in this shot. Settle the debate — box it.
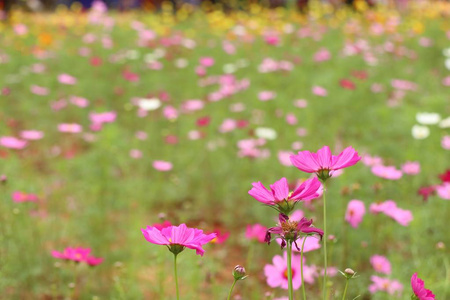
[153,160,172,172]
[401,161,420,175]
[246,224,268,243]
[411,273,435,300]
[370,255,391,275]
[369,275,403,296]
[12,191,39,203]
[141,223,216,256]
[435,183,450,200]
[52,247,103,266]
[371,165,403,180]
[0,136,28,149]
[248,177,321,214]
[290,146,361,181]
[345,200,366,228]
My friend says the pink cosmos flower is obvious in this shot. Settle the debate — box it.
[163,106,178,120]
[153,160,172,172]
[52,247,103,266]
[58,74,77,85]
[181,100,204,113]
[312,86,327,97]
[345,200,365,228]
[30,85,49,96]
[141,223,216,256]
[58,123,83,133]
[290,146,361,181]
[401,161,420,175]
[0,136,28,149]
[20,130,44,140]
[199,57,215,67]
[436,183,450,200]
[411,273,435,300]
[70,96,89,107]
[442,136,450,150]
[258,91,276,101]
[209,229,230,244]
[369,275,403,296]
[264,252,316,290]
[370,255,391,275]
[246,224,268,243]
[219,119,237,133]
[14,24,28,35]
[248,177,321,214]
[362,154,383,167]
[12,191,38,203]
[371,165,403,180]
[370,200,413,226]
[152,220,172,230]
[313,48,331,62]
[129,149,142,159]
[278,151,294,167]
[285,113,298,125]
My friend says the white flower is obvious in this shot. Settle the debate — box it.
[446,58,450,70]
[443,48,450,57]
[144,53,157,63]
[153,48,166,59]
[416,112,441,125]
[411,125,430,139]
[255,127,277,140]
[439,116,450,128]
[138,98,161,111]
[126,50,140,60]
[175,58,188,68]
[223,64,237,74]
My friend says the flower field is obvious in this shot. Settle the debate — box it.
[1,1,449,299]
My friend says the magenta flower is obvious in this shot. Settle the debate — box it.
[153,160,173,172]
[20,130,44,140]
[52,247,103,266]
[266,214,323,250]
[370,255,391,275]
[248,177,321,214]
[245,224,268,243]
[0,136,28,150]
[370,200,413,226]
[58,123,83,133]
[141,223,216,256]
[264,252,316,290]
[290,146,361,181]
[58,73,77,85]
[436,183,450,200]
[411,273,435,300]
[401,161,421,175]
[12,191,38,203]
[345,200,366,228]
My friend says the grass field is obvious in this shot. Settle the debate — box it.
[0,2,449,299]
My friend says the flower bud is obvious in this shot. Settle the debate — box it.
[232,265,247,280]
[344,268,355,276]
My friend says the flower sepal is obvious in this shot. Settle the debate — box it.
[168,244,185,255]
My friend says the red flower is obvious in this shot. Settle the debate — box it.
[339,79,356,90]
[196,116,211,127]
[438,169,450,183]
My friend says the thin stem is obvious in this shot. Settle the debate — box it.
[174,254,180,300]
[227,280,237,300]
[287,241,294,300]
[322,183,328,300]
[341,279,349,300]
[301,237,308,300]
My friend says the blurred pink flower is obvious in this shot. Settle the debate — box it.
[246,224,268,243]
[219,119,237,133]
[411,273,435,300]
[391,79,417,91]
[30,85,49,96]
[436,183,450,200]
[58,74,77,85]
[312,86,327,97]
[278,151,294,167]
[441,136,450,150]
[199,57,215,67]
[20,130,44,140]
[14,24,28,35]
[345,200,365,228]
[401,161,420,175]
[141,223,216,256]
[369,276,403,296]
[258,91,276,101]
[152,220,172,230]
[370,255,391,275]
[264,35,280,46]
[153,160,172,171]
[370,200,413,226]
[209,229,230,244]
[163,105,178,120]
[285,113,297,125]
[129,149,142,159]
[0,136,28,149]
[70,96,89,107]
[290,146,361,180]
[371,165,403,180]
[58,123,83,133]
[181,100,204,113]
[52,247,103,266]
[264,252,315,290]
[293,99,308,108]
[362,154,383,167]
[12,191,38,203]
[314,48,331,62]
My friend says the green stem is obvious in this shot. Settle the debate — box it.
[287,241,294,300]
[227,280,237,300]
[341,279,349,300]
[174,254,180,300]
[301,237,308,300]
[322,183,328,300]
